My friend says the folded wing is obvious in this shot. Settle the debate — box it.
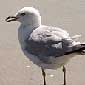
[25,26,77,63]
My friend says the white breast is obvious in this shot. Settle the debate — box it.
[18,25,33,49]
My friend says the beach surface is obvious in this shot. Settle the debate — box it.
[0,0,85,85]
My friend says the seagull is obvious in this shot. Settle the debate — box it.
[6,7,85,85]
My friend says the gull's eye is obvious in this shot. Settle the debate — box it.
[20,13,26,16]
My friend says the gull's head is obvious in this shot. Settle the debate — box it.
[6,7,41,27]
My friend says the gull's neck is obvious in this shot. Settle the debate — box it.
[22,22,40,29]
[21,14,41,30]
[21,17,41,35]
[21,23,40,33]
[21,21,41,29]
[19,14,41,40]
[19,23,41,41]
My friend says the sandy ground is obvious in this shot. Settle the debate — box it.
[0,0,85,85]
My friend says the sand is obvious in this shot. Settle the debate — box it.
[0,0,85,85]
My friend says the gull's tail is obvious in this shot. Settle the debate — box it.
[65,44,85,55]
[71,34,81,40]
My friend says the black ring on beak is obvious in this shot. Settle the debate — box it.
[5,16,18,22]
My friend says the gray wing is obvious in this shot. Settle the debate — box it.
[25,26,74,63]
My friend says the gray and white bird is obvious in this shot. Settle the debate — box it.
[6,7,85,85]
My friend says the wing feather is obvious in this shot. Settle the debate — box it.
[25,26,74,63]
